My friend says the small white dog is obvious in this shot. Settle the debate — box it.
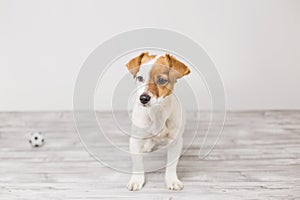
[126,52,190,191]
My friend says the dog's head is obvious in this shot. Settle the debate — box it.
[126,52,190,107]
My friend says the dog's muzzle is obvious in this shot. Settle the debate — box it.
[140,94,151,105]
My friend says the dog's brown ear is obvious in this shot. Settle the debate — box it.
[166,54,190,79]
[126,52,146,77]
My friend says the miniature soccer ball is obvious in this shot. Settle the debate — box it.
[29,132,45,147]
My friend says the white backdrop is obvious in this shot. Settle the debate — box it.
[0,0,299,111]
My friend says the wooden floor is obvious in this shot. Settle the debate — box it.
[0,111,299,199]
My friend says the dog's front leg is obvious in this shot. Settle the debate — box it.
[149,105,167,135]
[165,136,183,190]
[127,137,145,191]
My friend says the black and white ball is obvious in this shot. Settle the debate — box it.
[29,132,45,147]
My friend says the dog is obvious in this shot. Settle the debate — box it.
[125,52,190,191]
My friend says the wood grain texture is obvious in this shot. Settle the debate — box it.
[0,111,299,199]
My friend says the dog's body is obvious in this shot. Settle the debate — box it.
[125,53,190,191]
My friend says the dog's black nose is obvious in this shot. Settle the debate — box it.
[140,94,151,104]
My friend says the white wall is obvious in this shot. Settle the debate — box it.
[0,0,299,111]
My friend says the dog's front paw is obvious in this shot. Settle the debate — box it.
[143,139,155,153]
[166,178,184,190]
[127,175,145,191]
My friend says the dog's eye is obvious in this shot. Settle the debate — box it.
[136,76,144,82]
[157,77,168,85]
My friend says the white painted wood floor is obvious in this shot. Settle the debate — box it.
[0,111,299,200]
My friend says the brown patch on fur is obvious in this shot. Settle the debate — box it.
[126,52,145,77]
[146,54,190,98]
[155,56,169,66]
[141,53,156,65]
[148,60,174,98]
[126,52,156,77]
[166,54,190,79]
[147,82,158,97]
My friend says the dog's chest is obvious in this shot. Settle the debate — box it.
[131,105,173,139]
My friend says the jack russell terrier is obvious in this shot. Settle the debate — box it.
[126,52,190,191]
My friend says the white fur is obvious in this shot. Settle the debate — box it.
[128,56,185,191]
